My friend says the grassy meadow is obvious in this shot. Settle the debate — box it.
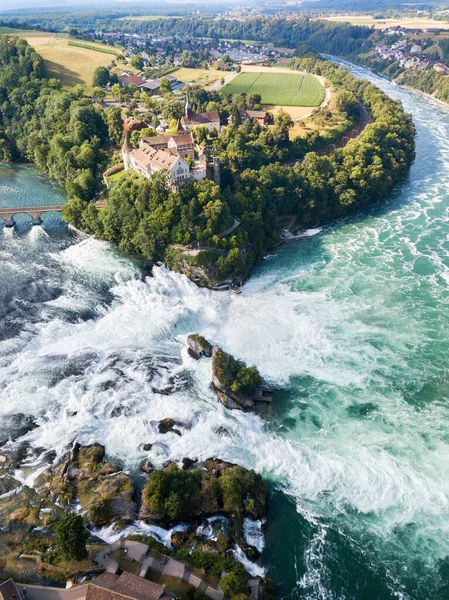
[175,67,221,85]
[318,15,449,30]
[0,31,121,90]
[221,71,325,106]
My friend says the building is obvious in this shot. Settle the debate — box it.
[122,136,192,189]
[0,572,175,600]
[86,571,174,600]
[139,76,178,96]
[434,62,449,75]
[140,133,195,159]
[180,96,220,132]
[122,116,149,133]
[227,109,269,126]
[0,580,22,599]
[118,74,146,88]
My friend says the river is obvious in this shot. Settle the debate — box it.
[1,62,449,599]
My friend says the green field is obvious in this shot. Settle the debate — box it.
[0,27,22,33]
[221,72,324,107]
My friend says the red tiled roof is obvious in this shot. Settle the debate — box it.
[0,580,21,600]
[170,133,194,146]
[118,75,146,87]
[114,572,166,600]
[86,571,167,600]
[181,111,219,126]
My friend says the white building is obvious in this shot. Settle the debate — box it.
[122,137,191,190]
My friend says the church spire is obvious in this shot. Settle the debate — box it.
[185,93,193,120]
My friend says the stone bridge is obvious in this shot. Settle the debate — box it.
[0,201,106,227]
[0,205,64,227]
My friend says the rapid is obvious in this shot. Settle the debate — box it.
[1,62,449,599]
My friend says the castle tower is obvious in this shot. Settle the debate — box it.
[122,135,133,171]
[185,94,193,120]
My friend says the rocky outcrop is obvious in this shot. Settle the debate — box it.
[186,336,266,410]
[35,443,136,526]
[187,334,213,360]
[211,347,258,410]
[139,457,267,524]
[158,418,182,436]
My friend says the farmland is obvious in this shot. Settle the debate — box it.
[175,67,221,85]
[318,15,449,30]
[221,71,325,107]
[0,32,121,90]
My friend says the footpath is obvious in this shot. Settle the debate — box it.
[94,539,225,600]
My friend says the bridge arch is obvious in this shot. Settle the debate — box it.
[0,205,64,228]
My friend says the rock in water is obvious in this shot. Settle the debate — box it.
[158,418,182,436]
[0,414,38,447]
[187,334,213,359]
[35,443,137,527]
[211,347,259,410]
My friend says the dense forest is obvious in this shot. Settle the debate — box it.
[110,17,374,57]
[0,36,110,200]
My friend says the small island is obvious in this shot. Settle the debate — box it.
[187,334,272,410]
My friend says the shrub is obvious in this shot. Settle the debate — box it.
[54,513,88,561]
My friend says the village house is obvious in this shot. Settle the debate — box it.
[85,571,175,600]
[434,62,449,75]
[227,109,269,126]
[118,74,146,88]
[139,75,178,95]
[180,96,220,132]
[0,572,175,600]
[122,116,149,133]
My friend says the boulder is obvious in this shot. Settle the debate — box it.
[187,334,213,360]
[140,459,154,474]
[0,414,38,447]
[182,457,197,470]
[158,418,182,436]
[36,443,137,527]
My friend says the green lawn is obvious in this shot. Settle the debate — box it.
[221,72,324,107]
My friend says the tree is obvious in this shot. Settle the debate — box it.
[131,55,144,70]
[161,96,184,121]
[192,125,209,145]
[220,572,246,597]
[92,66,110,88]
[181,50,196,68]
[106,106,123,146]
[230,104,242,126]
[159,77,172,95]
[130,129,141,148]
[92,87,106,103]
[55,513,88,562]
[168,118,179,134]
[111,83,123,101]
[72,85,84,99]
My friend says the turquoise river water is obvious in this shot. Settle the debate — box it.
[1,62,449,599]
